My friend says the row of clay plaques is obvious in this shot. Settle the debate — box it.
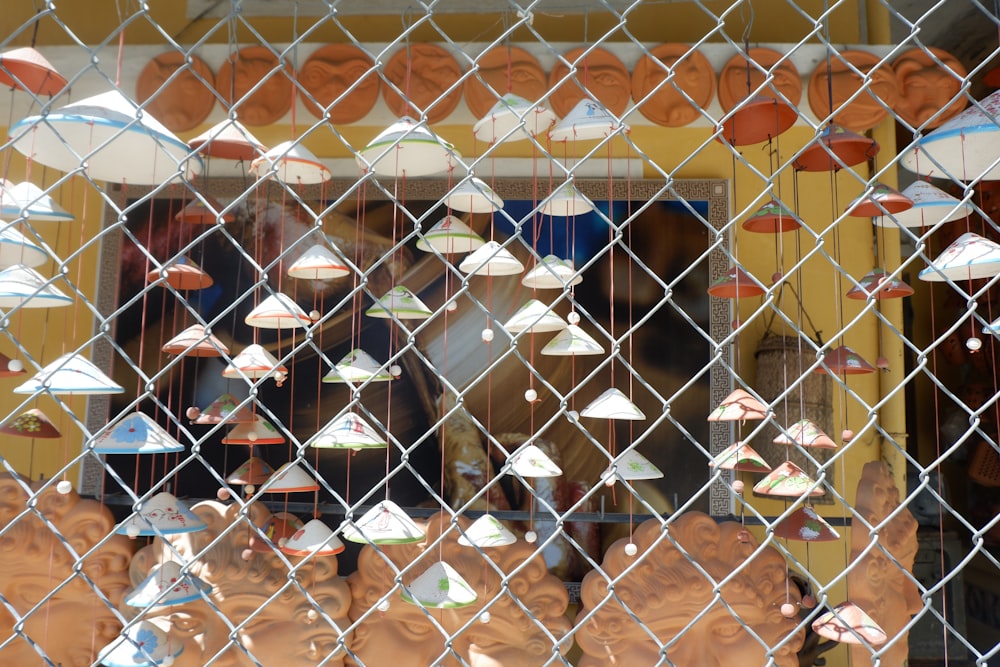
[138,43,967,134]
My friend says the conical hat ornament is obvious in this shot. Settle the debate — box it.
[0,181,75,222]
[708,441,771,472]
[846,268,914,300]
[401,561,478,609]
[457,514,517,548]
[792,124,879,172]
[287,243,350,279]
[245,293,311,329]
[899,89,1000,180]
[226,457,275,485]
[250,513,305,553]
[0,47,68,96]
[322,348,392,383]
[815,346,876,375]
[811,602,888,646]
[188,119,267,161]
[192,393,255,424]
[741,199,801,233]
[125,561,211,608]
[250,140,332,184]
[10,90,202,184]
[310,411,388,450]
[221,344,288,381]
[358,116,460,178]
[602,449,663,483]
[541,324,605,356]
[473,94,557,144]
[772,506,840,542]
[503,299,568,334]
[281,519,346,557]
[221,416,285,445]
[366,286,434,319]
[443,177,504,213]
[521,255,582,289]
[0,226,48,268]
[581,388,646,420]
[773,419,837,449]
[0,264,73,308]
[174,196,235,225]
[97,620,183,667]
[718,94,798,147]
[146,256,213,291]
[162,324,229,357]
[846,182,914,217]
[752,461,825,497]
[92,412,185,455]
[919,232,1000,282]
[707,389,768,422]
[508,443,563,478]
[263,462,320,493]
[116,492,206,537]
[458,240,525,276]
[341,500,425,545]
[706,266,766,299]
[549,98,629,142]
[416,216,485,255]
[984,314,1000,337]
[882,180,972,229]
[14,353,124,395]
[541,182,594,217]
[0,408,61,438]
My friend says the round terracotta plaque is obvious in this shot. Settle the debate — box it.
[717,47,802,112]
[464,45,548,119]
[808,50,898,132]
[631,44,715,127]
[548,47,631,119]
[136,52,215,133]
[215,46,294,127]
[892,47,967,129]
[382,44,463,123]
[298,44,380,124]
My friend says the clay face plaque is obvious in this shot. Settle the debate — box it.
[808,50,899,132]
[893,46,968,129]
[548,47,631,118]
[382,43,463,123]
[464,45,548,119]
[299,44,380,124]
[632,43,715,127]
[718,47,802,112]
[136,52,215,132]
[215,45,294,127]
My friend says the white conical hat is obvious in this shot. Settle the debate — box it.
[0,264,72,308]
[245,293,311,329]
[125,560,211,608]
[97,620,183,667]
[708,441,772,472]
[473,93,557,144]
[358,116,461,178]
[310,412,388,449]
[811,601,887,646]
[15,353,124,395]
[250,140,331,184]
[287,243,350,279]
[262,461,320,493]
[322,348,392,383]
[899,89,1000,180]
[458,240,524,276]
[508,443,562,477]
[92,412,185,454]
[401,561,478,609]
[541,182,594,217]
[161,324,229,357]
[984,314,1000,336]
[457,514,517,548]
[521,255,581,290]
[116,492,206,536]
[341,500,425,545]
[0,225,49,268]
[541,324,605,356]
[580,388,646,420]
[919,232,1000,281]
[880,180,972,229]
[0,181,74,222]
[366,285,433,319]
[192,393,255,424]
[221,416,285,445]
[503,299,567,334]
[416,215,485,255]
[602,449,663,483]
[222,344,287,380]
[188,118,267,161]
[9,89,201,184]
[549,98,628,142]
[443,177,504,213]
[281,519,346,556]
